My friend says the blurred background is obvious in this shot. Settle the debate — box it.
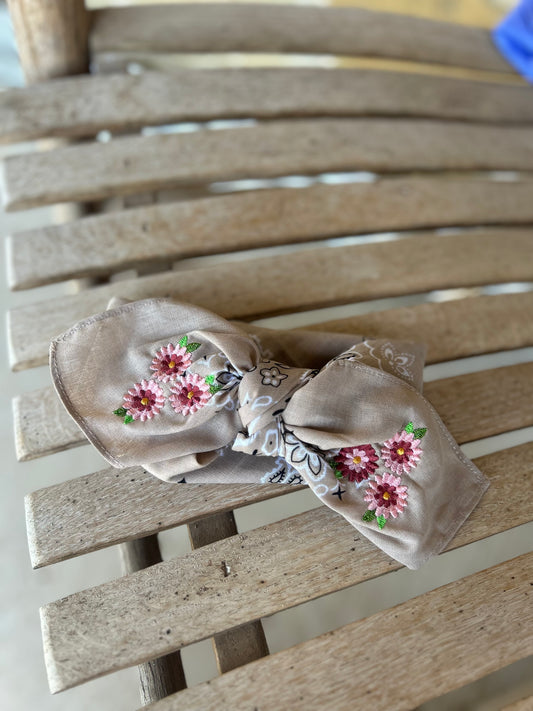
[1,0,533,709]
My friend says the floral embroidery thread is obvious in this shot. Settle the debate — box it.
[150,343,192,382]
[113,335,223,423]
[327,422,426,529]
[363,473,408,523]
[333,444,379,483]
[169,372,212,416]
[119,379,165,422]
[381,426,423,475]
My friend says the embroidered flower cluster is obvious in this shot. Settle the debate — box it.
[113,336,221,424]
[329,421,427,530]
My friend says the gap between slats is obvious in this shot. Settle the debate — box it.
[39,448,533,694]
[24,361,533,566]
[89,4,512,74]
[7,229,533,371]
[7,180,533,290]
[2,68,533,145]
[137,552,533,711]
[3,119,533,211]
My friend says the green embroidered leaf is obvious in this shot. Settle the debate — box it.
[362,510,376,522]
[414,427,427,439]
[209,385,222,395]
[335,471,344,479]
[186,342,201,353]
[124,415,134,424]
[178,335,188,347]
[376,515,387,530]
[404,422,414,433]
[113,407,127,417]
[205,374,215,384]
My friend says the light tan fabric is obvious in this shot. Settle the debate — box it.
[50,298,489,569]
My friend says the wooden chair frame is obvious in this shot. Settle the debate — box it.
[3,1,533,709]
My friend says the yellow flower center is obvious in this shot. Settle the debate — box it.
[140,397,149,406]
[397,447,405,456]
[187,390,195,399]
[382,491,390,500]
[168,360,176,369]
[352,456,361,465]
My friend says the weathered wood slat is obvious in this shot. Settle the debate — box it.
[501,697,533,711]
[39,451,533,693]
[6,0,89,84]
[188,512,269,675]
[140,553,533,711]
[3,68,533,145]
[25,470,294,569]
[119,536,187,704]
[8,229,533,371]
[90,4,512,73]
[8,179,533,290]
[4,119,533,211]
[24,361,533,566]
[302,292,533,365]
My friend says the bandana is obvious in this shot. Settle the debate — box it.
[50,297,489,569]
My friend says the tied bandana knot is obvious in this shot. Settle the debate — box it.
[50,297,489,569]
[237,360,308,437]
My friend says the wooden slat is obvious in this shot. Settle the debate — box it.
[24,362,533,566]
[303,292,533,365]
[39,449,533,693]
[14,292,533,462]
[3,68,533,145]
[188,513,269,674]
[25,471,295,569]
[141,553,533,711]
[6,0,89,84]
[501,697,533,711]
[8,179,533,290]
[90,4,512,73]
[8,229,533,371]
[119,536,187,704]
[4,119,533,211]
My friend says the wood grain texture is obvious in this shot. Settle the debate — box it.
[4,119,533,211]
[24,360,533,566]
[8,179,533,290]
[140,553,533,711]
[8,229,533,371]
[90,4,512,73]
[3,68,533,144]
[188,512,269,674]
[25,470,295,569]
[119,535,187,704]
[6,0,89,83]
[303,292,533,365]
[39,450,533,693]
[501,697,533,711]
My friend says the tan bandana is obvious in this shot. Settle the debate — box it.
[50,297,489,569]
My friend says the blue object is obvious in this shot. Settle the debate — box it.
[493,0,533,83]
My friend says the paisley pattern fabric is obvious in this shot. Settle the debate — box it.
[50,298,489,569]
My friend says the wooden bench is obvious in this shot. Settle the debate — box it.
[3,1,533,708]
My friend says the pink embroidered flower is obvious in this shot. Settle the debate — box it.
[123,379,165,421]
[150,343,192,382]
[335,444,378,483]
[169,373,211,416]
[364,473,408,519]
[381,430,422,475]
